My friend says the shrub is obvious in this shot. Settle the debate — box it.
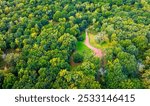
[73,52,83,63]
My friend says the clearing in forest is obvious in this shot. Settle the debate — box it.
[84,31,103,58]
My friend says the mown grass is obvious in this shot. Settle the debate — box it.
[76,42,92,55]
[76,33,92,56]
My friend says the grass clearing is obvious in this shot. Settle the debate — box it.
[76,33,92,56]
[76,42,92,55]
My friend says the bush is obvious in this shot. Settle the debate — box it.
[77,35,84,41]
[73,52,83,63]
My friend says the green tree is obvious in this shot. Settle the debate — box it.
[77,61,96,76]
[13,69,37,89]
[105,59,127,88]
[117,52,138,76]
[119,78,143,89]
[35,68,53,89]
[53,70,100,89]
[3,73,16,89]
[69,24,80,37]
[0,34,6,50]
[58,33,77,52]
[132,35,148,51]
[142,69,150,88]
[144,56,150,69]
[53,11,63,22]
[126,44,138,56]
[73,52,83,63]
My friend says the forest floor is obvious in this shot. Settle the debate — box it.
[84,31,103,58]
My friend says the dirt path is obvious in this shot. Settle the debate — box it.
[84,31,103,57]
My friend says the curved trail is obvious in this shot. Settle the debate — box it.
[84,31,103,57]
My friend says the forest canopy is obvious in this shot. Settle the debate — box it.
[0,0,150,89]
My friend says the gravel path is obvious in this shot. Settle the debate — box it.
[84,31,103,57]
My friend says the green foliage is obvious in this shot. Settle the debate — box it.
[3,73,16,89]
[53,11,64,22]
[117,52,138,76]
[0,72,4,88]
[0,0,149,89]
[105,59,127,88]
[53,70,101,89]
[73,52,83,63]
[13,69,37,89]
[132,35,148,51]
[0,34,6,50]
[76,41,92,56]
[119,78,143,89]
[58,33,77,52]
[126,45,138,56]
[142,69,150,88]
[77,61,97,76]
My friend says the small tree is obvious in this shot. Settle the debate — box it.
[73,52,83,63]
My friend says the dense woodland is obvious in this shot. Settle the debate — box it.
[0,0,150,89]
